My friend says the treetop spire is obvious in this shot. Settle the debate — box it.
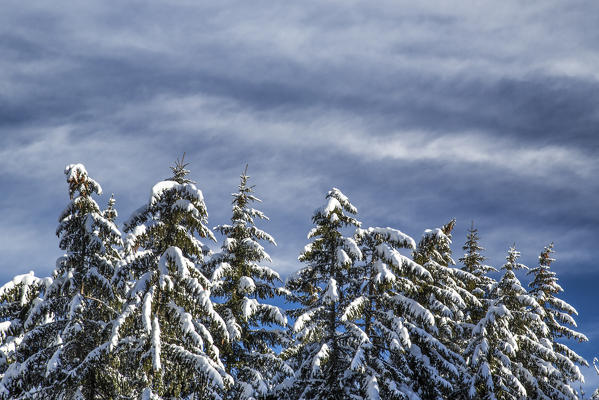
[169,152,194,184]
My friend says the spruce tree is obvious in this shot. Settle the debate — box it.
[411,220,477,399]
[527,244,587,399]
[282,188,362,400]
[208,166,290,399]
[1,164,123,399]
[465,246,547,399]
[349,226,430,399]
[459,223,496,319]
[110,157,231,399]
[457,224,497,399]
[0,272,52,386]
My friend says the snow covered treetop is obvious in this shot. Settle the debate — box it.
[0,271,52,300]
[64,163,102,198]
[314,188,360,227]
[538,243,556,267]
[502,246,528,271]
[169,153,194,184]
[356,227,416,249]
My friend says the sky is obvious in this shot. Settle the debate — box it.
[1,0,598,393]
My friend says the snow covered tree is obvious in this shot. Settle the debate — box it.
[208,166,290,399]
[456,224,497,398]
[465,246,550,400]
[110,157,231,399]
[410,220,477,399]
[592,358,599,400]
[349,226,431,400]
[459,223,496,320]
[0,272,52,383]
[527,244,587,399]
[1,164,123,399]
[282,188,363,400]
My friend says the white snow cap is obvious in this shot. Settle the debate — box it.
[323,278,339,304]
[64,163,103,194]
[64,163,88,182]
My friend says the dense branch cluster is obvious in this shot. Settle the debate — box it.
[0,161,590,400]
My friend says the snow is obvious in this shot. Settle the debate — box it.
[172,199,200,217]
[67,293,84,319]
[263,304,287,326]
[336,249,351,266]
[151,317,161,371]
[242,297,259,320]
[366,375,381,400]
[168,301,204,349]
[322,278,339,304]
[312,343,330,374]
[344,237,362,259]
[142,289,153,334]
[341,296,368,322]
[64,163,87,182]
[392,293,435,327]
[46,347,62,377]
[422,228,450,244]
[374,260,396,285]
[239,276,256,293]
[293,307,323,333]
[149,180,204,206]
[350,346,366,372]
[0,271,51,305]
[64,163,102,194]
[328,187,358,214]
[317,197,341,217]
[367,227,416,249]
[159,246,192,279]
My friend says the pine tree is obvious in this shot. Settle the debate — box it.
[0,272,52,386]
[527,244,587,399]
[349,226,430,399]
[410,220,477,399]
[1,164,123,399]
[465,246,548,400]
[208,166,290,399]
[110,157,231,399]
[282,188,362,400]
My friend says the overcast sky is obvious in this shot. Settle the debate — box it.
[1,0,598,392]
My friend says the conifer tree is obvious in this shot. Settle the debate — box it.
[465,246,548,400]
[349,226,430,399]
[208,166,290,399]
[110,157,231,399]
[411,220,477,399]
[459,223,497,318]
[0,272,52,384]
[457,224,497,399]
[282,188,362,400]
[527,244,587,399]
[592,358,599,400]
[1,164,123,399]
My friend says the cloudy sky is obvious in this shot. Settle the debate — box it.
[1,0,598,391]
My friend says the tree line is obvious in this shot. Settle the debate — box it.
[0,159,592,400]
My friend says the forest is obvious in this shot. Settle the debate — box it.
[0,159,592,400]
